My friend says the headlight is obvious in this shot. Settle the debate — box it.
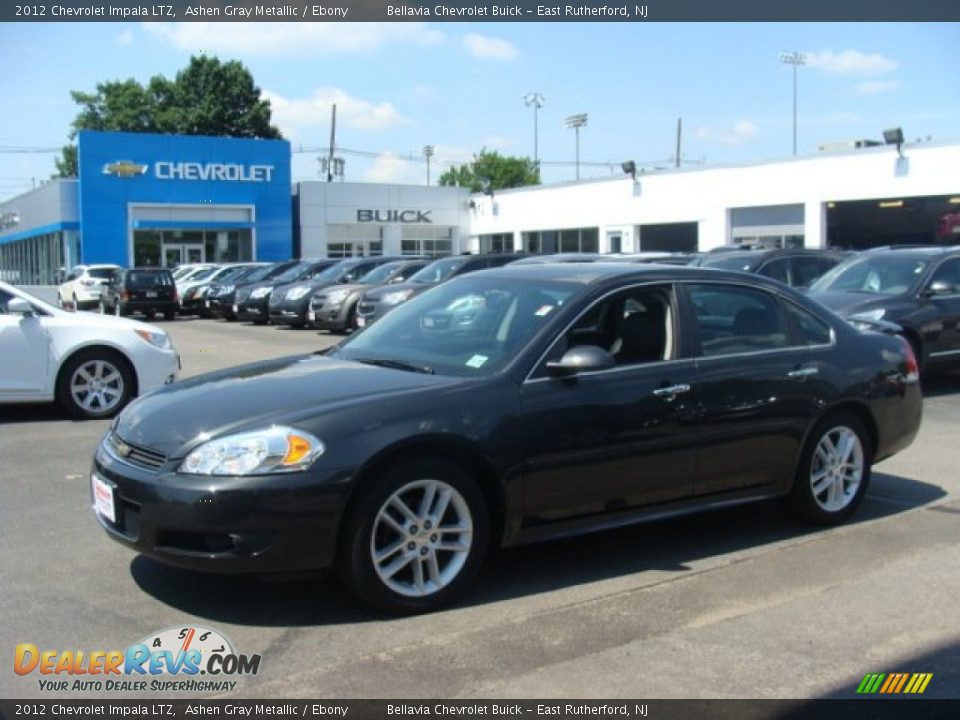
[251,286,273,299]
[381,289,415,306]
[324,288,351,305]
[134,329,171,350]
[286,285,311,301]
[179,426,324,475]
[848,308,886,322]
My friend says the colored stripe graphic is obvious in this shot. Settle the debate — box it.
[857,672,932,694]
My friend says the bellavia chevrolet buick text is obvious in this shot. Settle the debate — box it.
[92,264,921,613]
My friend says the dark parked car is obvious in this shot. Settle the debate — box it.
[236,259,337,324]
[309,258,431,333]
[207,262,297,321]
[100,268,178,320]
[809,245,960,372]
[269,257,401,329]
[697,248,849,288]
[356,253,522,327]
[92,263,920,613]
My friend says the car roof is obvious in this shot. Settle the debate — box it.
[859,245,960,257]
[481,260,779,287]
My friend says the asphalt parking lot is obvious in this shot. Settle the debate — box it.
[2,316,959,700]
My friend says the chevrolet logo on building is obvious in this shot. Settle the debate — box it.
[102,160,149,178]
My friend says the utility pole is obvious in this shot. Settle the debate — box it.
[523,92,545,170]
[422,145,435,185]
[564,113,588,181]
[779,51,806,156]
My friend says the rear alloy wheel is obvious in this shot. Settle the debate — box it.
[789,414,871,525]
[338,458,489,613]
[58,352,133,419]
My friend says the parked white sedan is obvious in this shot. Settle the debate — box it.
[0,281,180,419]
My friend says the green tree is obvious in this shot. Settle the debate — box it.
[438,150,539,193]
[56,56,282,176]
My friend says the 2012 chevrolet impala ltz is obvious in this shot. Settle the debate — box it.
[91,264,921,612]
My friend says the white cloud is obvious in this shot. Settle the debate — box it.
[142,22,443,56]
[116,29,134,45]
[463,33,519,61]
[805,49,897,76]
[856,79,901,95]
[695,120,759,145]
[263,88,407,133]
[362,153,425,184]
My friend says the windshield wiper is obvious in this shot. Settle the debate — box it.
[354,357,435,375]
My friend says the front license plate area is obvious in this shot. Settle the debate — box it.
[91,473,116,524]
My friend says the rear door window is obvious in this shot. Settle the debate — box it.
[687,284,789,356]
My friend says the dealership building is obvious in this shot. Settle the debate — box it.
[1,130,958,284]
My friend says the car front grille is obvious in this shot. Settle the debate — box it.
[105,432,167,472]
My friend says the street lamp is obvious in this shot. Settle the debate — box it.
[779,51,806,156]
[422,145,435,185]
[523,92,545,169]
[564,113,588,180]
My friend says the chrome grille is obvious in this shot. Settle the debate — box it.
[106,433,167,471]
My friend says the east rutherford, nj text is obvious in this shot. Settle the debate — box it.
[387,5,646,17]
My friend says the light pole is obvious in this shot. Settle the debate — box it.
[422,145,435,185]
[523,92,545,170]
[564,113,588,180]
[779,51,806,156]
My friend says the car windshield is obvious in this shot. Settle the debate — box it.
[88,268,118,279]
[409,257,467,284]
[127,271,173,287]
[333,276,578,378]
[189,267,219,281]
[699,254,762,272]
[810,255,929,295]
[217,266,255,283]
[272,262,311,283]
[309,262,348,283]
[245,264,282,282]
[357,262,403,285]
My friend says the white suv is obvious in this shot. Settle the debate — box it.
[58,264,122,310]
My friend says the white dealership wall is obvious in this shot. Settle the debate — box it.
[467,142,960,252]
[297,181,471,256]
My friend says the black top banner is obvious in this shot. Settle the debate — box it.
[3,0,959,22]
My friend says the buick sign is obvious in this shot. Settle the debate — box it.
[357,209,433,224]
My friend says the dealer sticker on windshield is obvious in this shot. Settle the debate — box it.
[466,354,488,369]
[91,473,116,524]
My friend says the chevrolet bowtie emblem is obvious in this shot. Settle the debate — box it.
[103,160,148,178]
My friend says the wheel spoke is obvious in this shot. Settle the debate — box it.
[426,553,441,585]
[378,511,406,536]
[77,368,94,383]
[379,551,414,580]
[389,496,419,527]
[418,481,438,521]
[373,538,406,564]
[811,471,831,496]
[102,387,122,401]
[102,370,121,385]
[432,487,454,525]
[411,557,425,592]
[836,432,856,464]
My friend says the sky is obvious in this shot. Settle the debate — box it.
[0,21,958,202]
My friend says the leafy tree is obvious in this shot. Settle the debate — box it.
[56,56,282,176]
[438,150,539,193]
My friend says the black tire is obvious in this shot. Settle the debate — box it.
[144,311,155,320]
[788,413,872,525]
[164,310,176,321]
[57,350,134,420]
[343,303,359,334]
[337,457,489,614]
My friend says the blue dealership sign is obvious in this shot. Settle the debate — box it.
[77,130,291,265]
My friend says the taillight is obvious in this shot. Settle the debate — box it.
[901,336,920,383]
[121,290,130,301]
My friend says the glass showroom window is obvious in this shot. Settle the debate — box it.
[524,227,598,254]
[402,226,453,257]
[328,224,384,257]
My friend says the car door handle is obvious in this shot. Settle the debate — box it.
[652,383,691,398]
[787,366,819,379]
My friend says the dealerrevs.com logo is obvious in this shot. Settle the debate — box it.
[14,626,261,693]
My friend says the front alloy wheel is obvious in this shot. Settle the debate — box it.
[58,352,133,419]
[789,414,871,525]
[338,458,489,613]
[371,479,473,598]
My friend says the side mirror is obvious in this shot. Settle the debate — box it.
[8,297,34,316]
[922,280,956,298]
[546,345,616,378]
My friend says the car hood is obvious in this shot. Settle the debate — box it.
[808,290,901,316]
[363,281,436,300]
[113,354,460,457]
[49,308,165,335]
[314,282,369,296]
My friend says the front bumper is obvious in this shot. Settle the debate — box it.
[309,299,350,331]
[91,438,352,574]
[269,295,311,325]
[135,345,181,395]
[237,296,270,321]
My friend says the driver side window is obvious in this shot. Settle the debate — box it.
[929,259,960,293]
[545,285,675,370]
